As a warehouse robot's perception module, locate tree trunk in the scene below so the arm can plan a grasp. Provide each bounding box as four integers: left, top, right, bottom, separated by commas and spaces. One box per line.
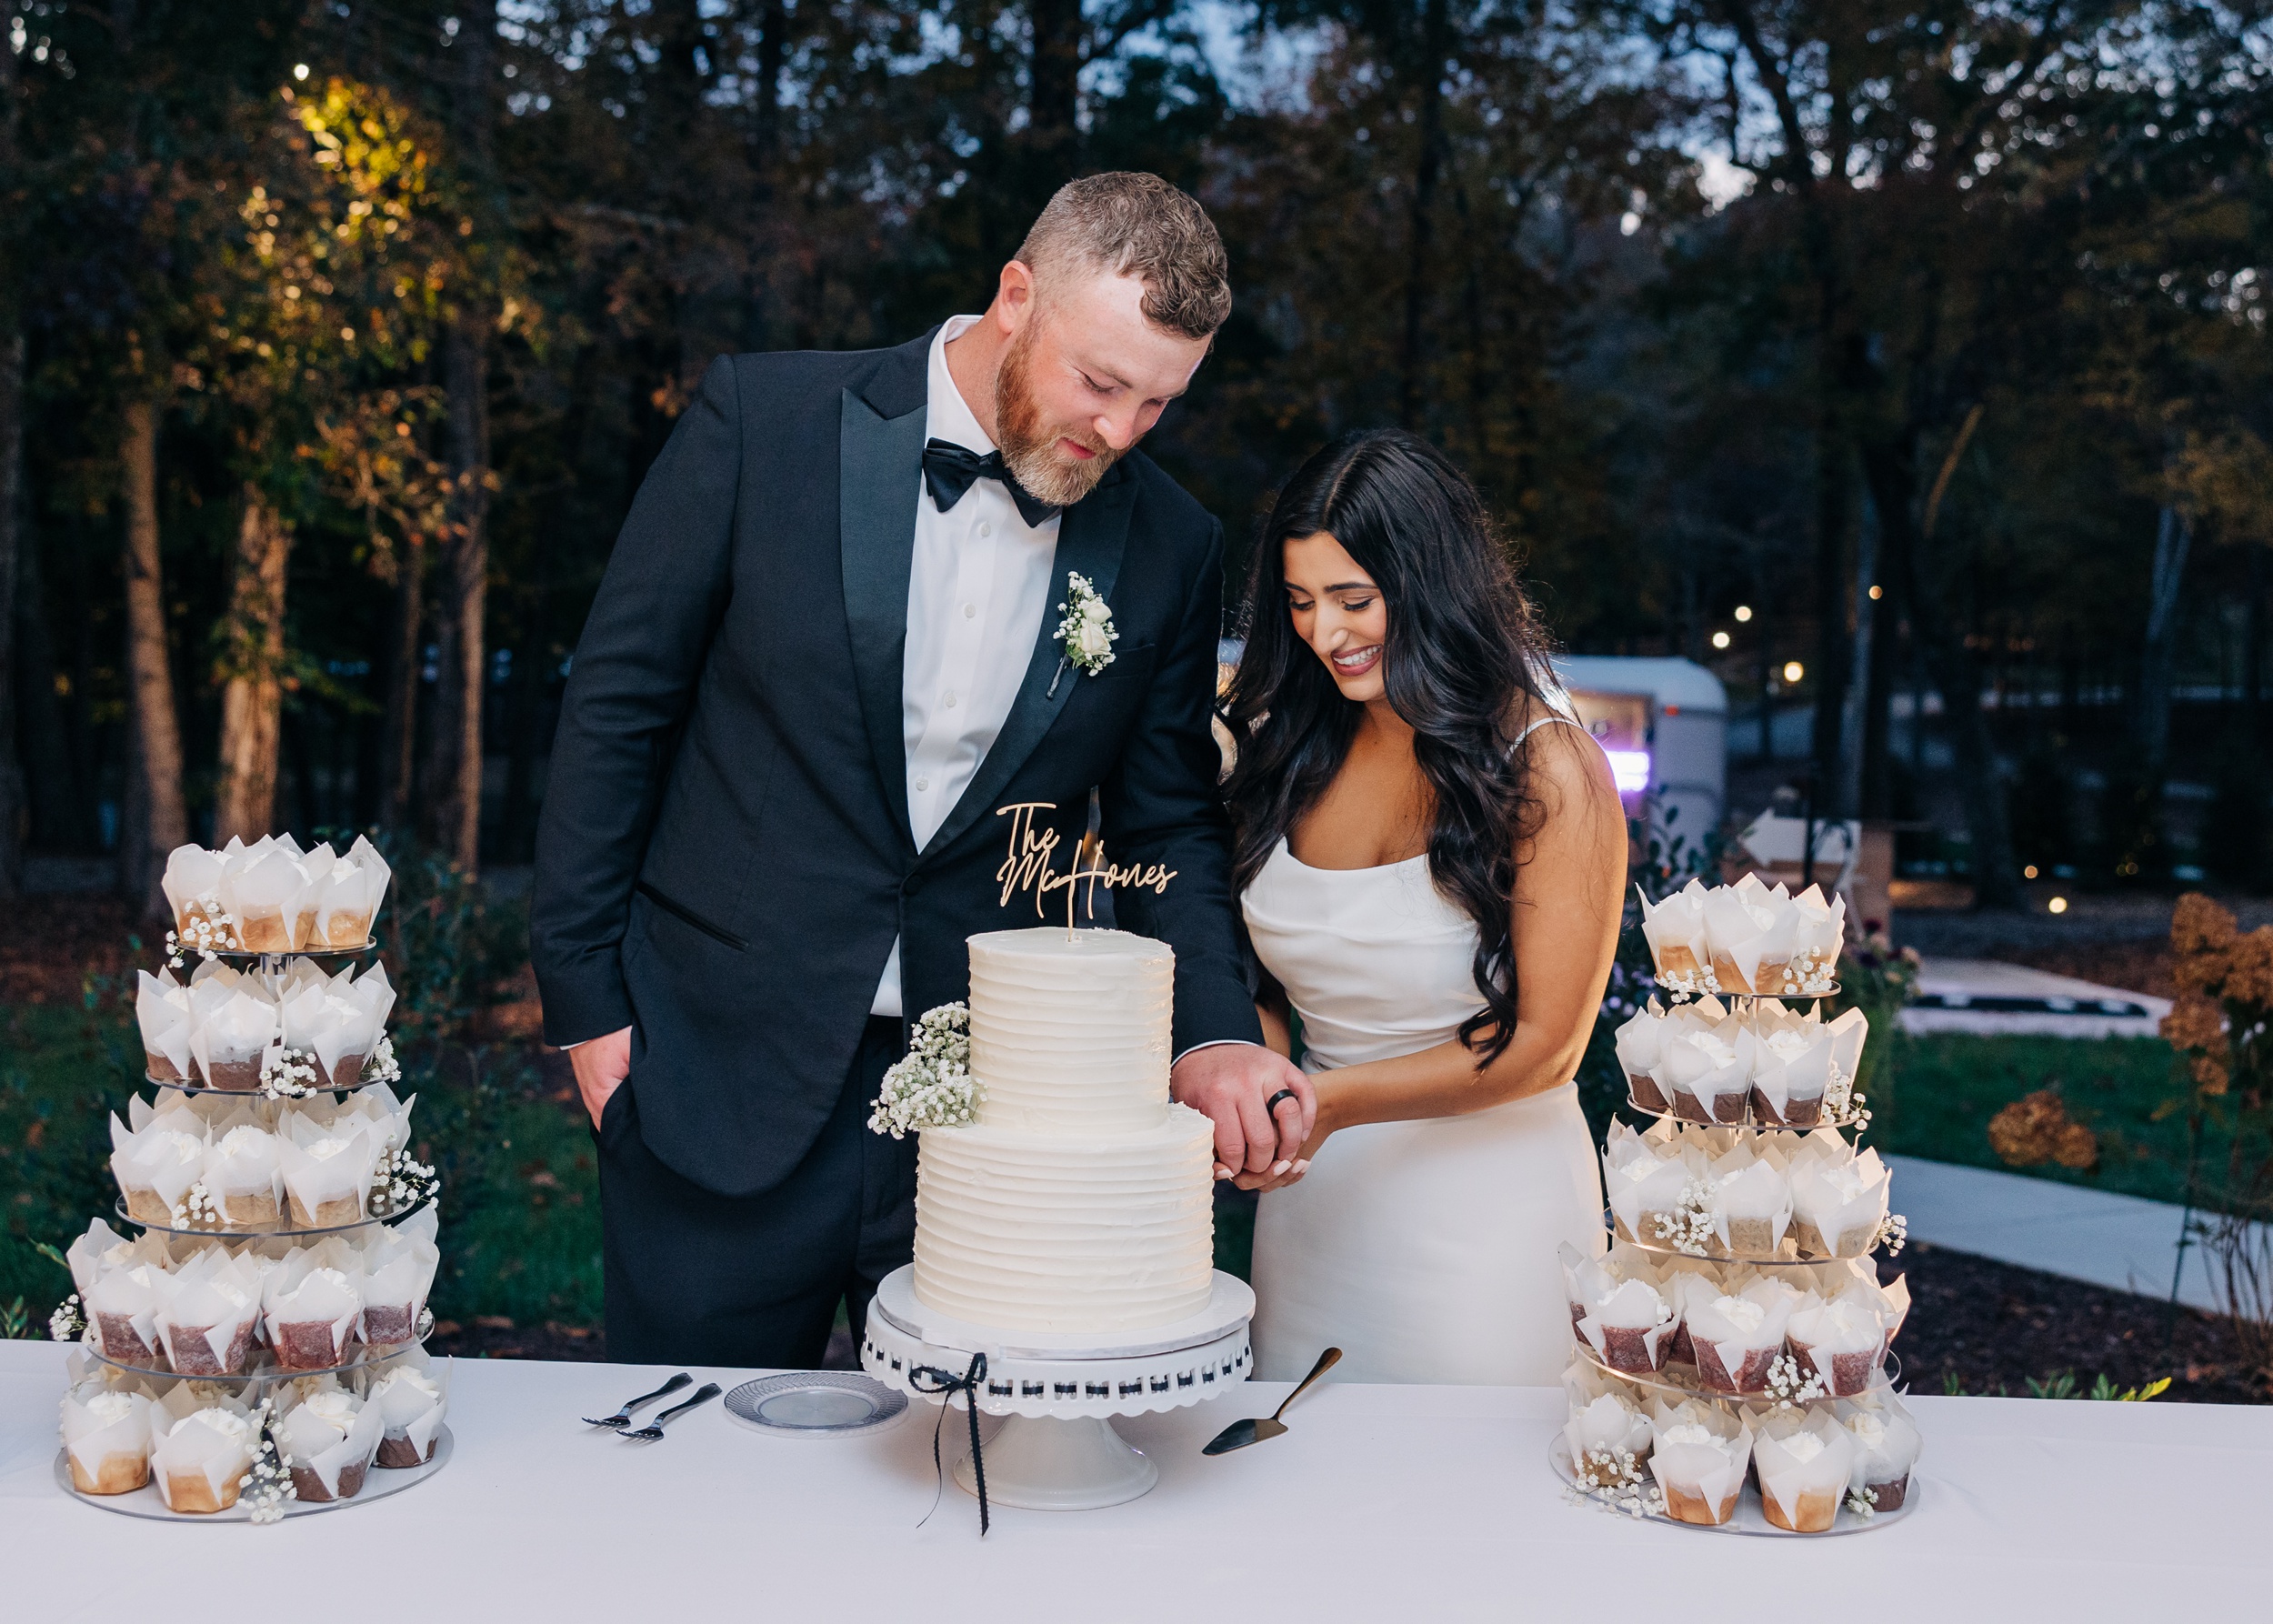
379, 534, 425, 833
0, 15, 19, 895
1028, 0, 1082, 165
1809, 392, 1851, 809
119, 400, 187, 915
421, 0, 496, 871
14, 508, 75, 845
0, 326, 19, 895
215, 491, 291, 843
1397, 0, 1448, 431
2133, 504, 2191, 777
1836, 489, 1877, 817
501, 582, 552, 863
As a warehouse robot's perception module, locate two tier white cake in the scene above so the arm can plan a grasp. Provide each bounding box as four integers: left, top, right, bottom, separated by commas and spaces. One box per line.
910, 928, 1217, 1333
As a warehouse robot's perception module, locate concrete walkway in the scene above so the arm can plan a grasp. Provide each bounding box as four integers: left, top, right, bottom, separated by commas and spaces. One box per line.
1885, 1153, 2267, 1314
1899, 957, 2170, 1039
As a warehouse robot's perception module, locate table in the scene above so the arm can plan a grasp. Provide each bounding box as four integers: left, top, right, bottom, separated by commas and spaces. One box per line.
6, 1340, 2268, 1619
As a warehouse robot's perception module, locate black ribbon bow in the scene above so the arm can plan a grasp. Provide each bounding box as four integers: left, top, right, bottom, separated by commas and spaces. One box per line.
921, 437, 1060, 529
908, 1350, 990, 1535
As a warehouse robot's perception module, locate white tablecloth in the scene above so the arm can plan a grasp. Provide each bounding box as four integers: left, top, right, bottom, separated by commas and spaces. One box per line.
5, 1340, 2268, 1619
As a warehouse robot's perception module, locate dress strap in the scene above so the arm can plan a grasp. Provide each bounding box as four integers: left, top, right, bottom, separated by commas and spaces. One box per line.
1512, 712, 1589, 748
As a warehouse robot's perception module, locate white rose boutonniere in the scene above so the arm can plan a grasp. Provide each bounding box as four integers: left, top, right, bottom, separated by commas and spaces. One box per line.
1053, 572, 1118, 684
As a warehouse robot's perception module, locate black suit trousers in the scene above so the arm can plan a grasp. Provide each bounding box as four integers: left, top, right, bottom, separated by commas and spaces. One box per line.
596, 1018, 916, 1367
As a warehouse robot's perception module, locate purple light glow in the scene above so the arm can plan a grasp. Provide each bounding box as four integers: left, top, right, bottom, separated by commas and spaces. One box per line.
1605, 750, 1651, 795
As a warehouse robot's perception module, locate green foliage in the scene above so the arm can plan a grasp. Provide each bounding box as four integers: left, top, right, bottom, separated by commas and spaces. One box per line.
374, 837, 533, 1039
2024, 1371, 2173, 1402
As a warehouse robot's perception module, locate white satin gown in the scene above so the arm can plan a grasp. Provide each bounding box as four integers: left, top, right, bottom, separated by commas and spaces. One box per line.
1242, 803, 1607, 1385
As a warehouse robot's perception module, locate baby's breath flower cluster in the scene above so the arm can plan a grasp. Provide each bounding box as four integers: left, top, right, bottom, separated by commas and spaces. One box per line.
1876, 1212, 1908, 1257
1764, 1353, 1827, 1411
1844, 1485, 1880, 1519
360, 1034, 401, 1087
259, 1044, 325, 1100
238, 1399, 296, 1524
1562, 1446, 1666, 1519
49, 1292, 85, 1342
170, 1180, 224, 1229
1820, 1067, 1872, 1131
1768, 947, 1837, 997
1651, 1178, 1715, 1257
370, 1147, 439, 1215
868, 1002, 981, 1138
1654, 968, 1722, 997
165, 896, 242, 967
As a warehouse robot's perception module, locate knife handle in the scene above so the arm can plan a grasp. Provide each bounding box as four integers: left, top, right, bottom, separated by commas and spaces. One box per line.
1274, 1347, 1342, 1420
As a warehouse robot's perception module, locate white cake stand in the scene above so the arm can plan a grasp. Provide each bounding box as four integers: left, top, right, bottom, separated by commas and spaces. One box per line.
861, 1266, 1254, 1511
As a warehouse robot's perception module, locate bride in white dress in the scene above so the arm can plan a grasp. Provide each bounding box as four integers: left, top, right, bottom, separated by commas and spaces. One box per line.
1219, 430, 1627, 1386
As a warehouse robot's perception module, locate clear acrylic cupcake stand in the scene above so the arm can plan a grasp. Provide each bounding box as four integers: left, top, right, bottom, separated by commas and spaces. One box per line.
862, 1266, 1254, 1510
1560, 978, 1920, 1535
57, 934, 450, 1520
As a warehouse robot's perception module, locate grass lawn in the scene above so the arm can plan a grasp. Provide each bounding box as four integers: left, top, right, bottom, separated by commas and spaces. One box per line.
0, 1000, 602, 1334
1870, 1032, 2228, 1209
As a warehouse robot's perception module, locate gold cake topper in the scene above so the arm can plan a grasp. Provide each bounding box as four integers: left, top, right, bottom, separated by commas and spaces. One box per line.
995, 802, 1177, 934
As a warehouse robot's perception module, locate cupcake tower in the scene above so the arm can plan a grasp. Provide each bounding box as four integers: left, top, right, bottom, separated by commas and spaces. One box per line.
51, 837, 450, 1522
1553, 879, 1922, 1534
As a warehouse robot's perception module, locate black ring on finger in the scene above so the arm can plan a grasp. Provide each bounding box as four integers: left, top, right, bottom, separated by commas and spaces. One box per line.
1265, 1088, 1299, 1118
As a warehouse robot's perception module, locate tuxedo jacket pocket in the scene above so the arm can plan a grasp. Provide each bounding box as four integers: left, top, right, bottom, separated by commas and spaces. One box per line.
634, 880, 749, 951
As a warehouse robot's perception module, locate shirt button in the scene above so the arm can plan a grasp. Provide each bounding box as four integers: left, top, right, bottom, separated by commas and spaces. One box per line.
964, 604, 976, 619
976, 522, 992, 538
943, 691, 957, 708
915, 776, 930, 793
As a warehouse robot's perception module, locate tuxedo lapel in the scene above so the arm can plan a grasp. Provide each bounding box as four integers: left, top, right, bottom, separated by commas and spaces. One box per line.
839, 382, 927, 853
919, 463, 1137, 864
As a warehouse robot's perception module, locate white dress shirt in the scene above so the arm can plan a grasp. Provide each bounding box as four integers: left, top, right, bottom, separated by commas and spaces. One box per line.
871, 316, 1062, 1018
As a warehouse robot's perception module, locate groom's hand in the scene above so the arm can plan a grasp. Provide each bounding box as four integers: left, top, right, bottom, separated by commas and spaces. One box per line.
570, 1027, 634, 1132
1170, 1044, 1315, 1181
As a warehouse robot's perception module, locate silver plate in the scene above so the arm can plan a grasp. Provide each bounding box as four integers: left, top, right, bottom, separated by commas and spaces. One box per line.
724, 1372, 908, 1439
1547, 1435, 1916, 1536
57, 1425, 451, 1520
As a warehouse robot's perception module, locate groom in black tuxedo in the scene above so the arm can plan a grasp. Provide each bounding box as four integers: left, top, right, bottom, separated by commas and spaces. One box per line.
532, 174, 1315, 1367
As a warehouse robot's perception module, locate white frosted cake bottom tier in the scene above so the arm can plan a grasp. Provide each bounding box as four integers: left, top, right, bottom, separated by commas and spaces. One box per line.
912, 1104, 1217, 1334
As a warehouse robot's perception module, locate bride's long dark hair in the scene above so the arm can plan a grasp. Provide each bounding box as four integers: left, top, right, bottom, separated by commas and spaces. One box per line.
1224, 429, 1557, 1067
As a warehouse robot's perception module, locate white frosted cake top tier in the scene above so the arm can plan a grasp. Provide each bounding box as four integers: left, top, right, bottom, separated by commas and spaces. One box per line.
966, 927, 1174, 1134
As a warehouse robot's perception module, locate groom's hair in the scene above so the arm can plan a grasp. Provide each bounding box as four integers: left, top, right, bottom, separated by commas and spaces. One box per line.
1016, 173, 1231, 340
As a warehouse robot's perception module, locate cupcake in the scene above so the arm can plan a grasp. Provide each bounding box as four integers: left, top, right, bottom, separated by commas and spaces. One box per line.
85, 1263, 169, 1366
265, 1258, 365, 1370
60, 1384, 155, 1495
367, 1351, 449, 1467
1705, 1144, 1794, 1259
1647, 1398, 1752, 1526
360, 1206, 440, 1345
1603, 1121, 1693, 1248
1564, 1246, 1680, 1376
190, 987, 281, 1093
1661, 1025, 1753, 1127
1686, 1276, 1801, 1394
135, 970, 196, 1084
276, 1385, 384, 1501
1612, 1001, 1675, 1114
1786, 1284, 1894, 1396
1637, 881, 1713, 989
277, 1120, 376, 1229
308, 835, 392, 948
161, 845, 243, 954
1838, 1392, 1924, 1512
1789, 1148, 1890, 1259
150, 1401, 257, 1514
1753, 1409, 1857, 1532
109, 1107, 208, 1227
1561, 1361, 1656, 1488
153, 1251, 264, 1377
205, 1123, 284, 1228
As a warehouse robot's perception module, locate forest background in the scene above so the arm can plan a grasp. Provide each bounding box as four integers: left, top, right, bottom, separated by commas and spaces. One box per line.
1, 2, 2269, 900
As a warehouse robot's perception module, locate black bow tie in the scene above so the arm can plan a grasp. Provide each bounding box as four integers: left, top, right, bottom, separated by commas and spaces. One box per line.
921, 438, 1061, 529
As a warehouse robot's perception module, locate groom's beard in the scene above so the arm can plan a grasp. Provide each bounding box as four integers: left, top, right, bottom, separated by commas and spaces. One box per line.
996, 322, 1116, 509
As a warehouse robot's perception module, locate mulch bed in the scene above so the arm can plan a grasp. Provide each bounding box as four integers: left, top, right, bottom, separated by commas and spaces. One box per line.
1880, 1241, 2268, 1404
0, 892, 140, 1005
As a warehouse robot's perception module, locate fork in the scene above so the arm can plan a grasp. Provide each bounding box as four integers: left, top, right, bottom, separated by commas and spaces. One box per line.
619, 1382, 722, 1442
583, 1371, 693, 1429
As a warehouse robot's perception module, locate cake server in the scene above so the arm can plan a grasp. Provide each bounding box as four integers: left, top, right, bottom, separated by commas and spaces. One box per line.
1202, 1347, 1341, 1455
584, 1371, 693, 1429
620, 1382, 723, 1442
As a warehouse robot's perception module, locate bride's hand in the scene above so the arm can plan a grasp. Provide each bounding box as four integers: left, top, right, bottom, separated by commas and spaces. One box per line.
1169, 1042, 1316, 1179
